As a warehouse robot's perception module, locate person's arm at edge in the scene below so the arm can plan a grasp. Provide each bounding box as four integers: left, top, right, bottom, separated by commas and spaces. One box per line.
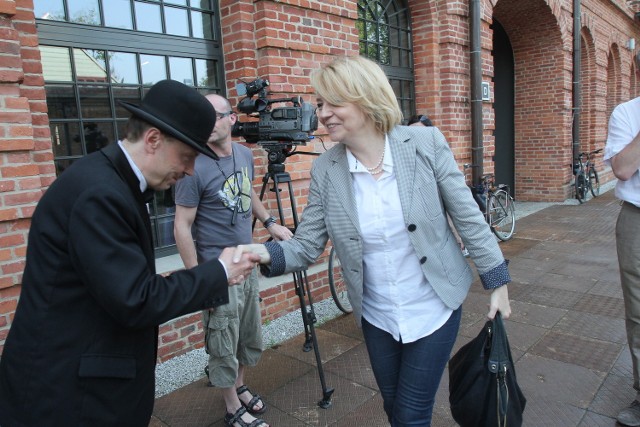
611, 129, 640, 181
250, 189, 293, 241
174, 204, 199, 269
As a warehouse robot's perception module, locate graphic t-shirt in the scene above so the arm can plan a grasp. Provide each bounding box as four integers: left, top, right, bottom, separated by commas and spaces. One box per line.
174, 144, 254, 261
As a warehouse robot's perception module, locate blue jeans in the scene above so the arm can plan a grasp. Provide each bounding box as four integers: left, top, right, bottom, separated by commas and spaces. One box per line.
362, 308, 461, 426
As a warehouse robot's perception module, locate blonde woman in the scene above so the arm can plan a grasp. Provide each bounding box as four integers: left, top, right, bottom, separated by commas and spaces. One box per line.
239, 56, 512, 426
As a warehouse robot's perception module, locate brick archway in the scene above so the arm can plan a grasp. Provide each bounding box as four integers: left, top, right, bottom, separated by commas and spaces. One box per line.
493, 0, 569, 201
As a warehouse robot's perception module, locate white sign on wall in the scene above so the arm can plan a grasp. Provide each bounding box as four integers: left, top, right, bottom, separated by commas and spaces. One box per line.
481, 82, 491, 102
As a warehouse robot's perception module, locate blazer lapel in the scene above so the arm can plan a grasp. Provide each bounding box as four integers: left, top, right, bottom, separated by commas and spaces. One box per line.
389, 127, 416, 223
326, 145, 361, 234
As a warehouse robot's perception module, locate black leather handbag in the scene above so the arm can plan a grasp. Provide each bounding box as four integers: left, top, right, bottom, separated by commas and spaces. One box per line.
448, 312, 526, 427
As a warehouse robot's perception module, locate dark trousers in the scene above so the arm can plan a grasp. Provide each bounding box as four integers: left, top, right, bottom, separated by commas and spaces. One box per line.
617, 201, 640, 397
362, 308, 461, 426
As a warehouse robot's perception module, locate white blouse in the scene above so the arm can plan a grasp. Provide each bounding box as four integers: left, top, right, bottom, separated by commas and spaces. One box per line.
346, 137, 452, 343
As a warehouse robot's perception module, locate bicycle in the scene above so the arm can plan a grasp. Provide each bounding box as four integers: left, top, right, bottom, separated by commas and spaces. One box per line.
327, 245, 352, 314
463, 164, 516, 241
572, 148, 602, 203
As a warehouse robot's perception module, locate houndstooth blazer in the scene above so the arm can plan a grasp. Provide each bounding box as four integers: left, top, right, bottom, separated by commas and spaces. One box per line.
268, 125, 510, 326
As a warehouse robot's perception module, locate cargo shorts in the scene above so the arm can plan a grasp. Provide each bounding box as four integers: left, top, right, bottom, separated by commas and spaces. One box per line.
203, 267, 263, 388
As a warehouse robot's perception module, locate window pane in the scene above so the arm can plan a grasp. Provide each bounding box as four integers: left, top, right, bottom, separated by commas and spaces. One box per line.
116, 120, 128, 142
135, 1, 162, 33
51, 122, 82, 157
153, 212, 177, 247
154, 191, 175, 214
140, 54, 166, 84
164, 0, 187, 5
79, 85, 111, 119
67, 0, 100, 25
191, 10, 214, 40
82, 122, 113, 153
73, 48, 107, 82
195, 58, 217, 87
114, 86, 142, 118
104, 0, 133, 29
109, 52, 139, 84
165, 6, 189, 36
153, 210, 176, 246
40, 46, 72, 81
194, 0, 214, 11
169, 57, 194, 85
55, 158, 79, 175
45, 85, 77, 119
34, 0, 65, 20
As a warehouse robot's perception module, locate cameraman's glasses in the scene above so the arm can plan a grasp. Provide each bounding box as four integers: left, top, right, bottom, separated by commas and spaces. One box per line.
216, 111, 234, 120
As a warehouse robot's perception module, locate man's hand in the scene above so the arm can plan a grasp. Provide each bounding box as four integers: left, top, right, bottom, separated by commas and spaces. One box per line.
233, 244, 271, 264
267, 223, 293, 241
219, 247, 260, 285
488, 285, 511, 319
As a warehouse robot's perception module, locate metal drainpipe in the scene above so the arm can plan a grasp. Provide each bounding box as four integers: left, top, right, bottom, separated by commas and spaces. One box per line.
470, 0, 483, 186
573, 0, 581, 162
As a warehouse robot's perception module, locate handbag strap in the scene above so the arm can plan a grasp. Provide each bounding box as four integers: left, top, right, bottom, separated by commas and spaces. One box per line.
488, 312, 511, 373
488, 312, 513, 426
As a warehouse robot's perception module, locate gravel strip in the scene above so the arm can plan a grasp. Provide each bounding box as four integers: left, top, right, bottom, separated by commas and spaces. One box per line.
155, 298, 342, 397
155, 180, 617, 397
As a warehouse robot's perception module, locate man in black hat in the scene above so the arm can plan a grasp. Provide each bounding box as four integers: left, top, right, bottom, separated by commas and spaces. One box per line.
0, 79, 261, 427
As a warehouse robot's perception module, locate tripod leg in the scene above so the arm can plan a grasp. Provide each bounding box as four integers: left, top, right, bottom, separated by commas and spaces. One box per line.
293, 270, 335, 408
260, 167, 334, 408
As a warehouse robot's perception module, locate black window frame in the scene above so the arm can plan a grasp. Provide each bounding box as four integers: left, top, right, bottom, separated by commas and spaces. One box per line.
357, 0, 415, 121
36, 1, 225, 258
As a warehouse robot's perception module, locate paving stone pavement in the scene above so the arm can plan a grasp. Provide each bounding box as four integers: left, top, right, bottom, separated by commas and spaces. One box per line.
151, 189, 630, 426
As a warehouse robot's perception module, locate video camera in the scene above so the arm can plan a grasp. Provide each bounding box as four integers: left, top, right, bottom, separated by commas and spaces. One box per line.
231, 78, 318, 148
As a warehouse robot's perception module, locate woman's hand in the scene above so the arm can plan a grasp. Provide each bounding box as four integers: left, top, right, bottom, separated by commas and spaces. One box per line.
488, 285, 511, 319
233, 243, 271, 264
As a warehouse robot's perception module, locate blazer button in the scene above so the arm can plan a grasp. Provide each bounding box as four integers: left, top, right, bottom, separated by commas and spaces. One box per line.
420, 256, 427, 264
407, 224, 417, 232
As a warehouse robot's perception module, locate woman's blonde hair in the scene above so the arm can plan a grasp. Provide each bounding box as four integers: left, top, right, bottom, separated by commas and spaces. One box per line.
310, 56, 403, 135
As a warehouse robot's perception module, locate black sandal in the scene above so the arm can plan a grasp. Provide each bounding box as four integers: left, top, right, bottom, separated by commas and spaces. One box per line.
224, 406, 268, 427
236, 384, 267, 415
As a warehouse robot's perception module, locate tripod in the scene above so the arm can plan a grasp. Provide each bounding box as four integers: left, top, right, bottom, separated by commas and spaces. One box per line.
255, 144, 334, 408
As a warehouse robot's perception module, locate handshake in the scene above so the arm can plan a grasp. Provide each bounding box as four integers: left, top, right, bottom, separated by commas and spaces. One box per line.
219, 244, 271, 286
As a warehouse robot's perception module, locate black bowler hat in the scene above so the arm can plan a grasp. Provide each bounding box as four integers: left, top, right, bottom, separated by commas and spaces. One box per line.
119, 80, 218, 160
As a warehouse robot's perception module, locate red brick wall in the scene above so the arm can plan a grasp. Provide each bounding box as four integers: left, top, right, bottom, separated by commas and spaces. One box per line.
1, 0, 640, 362
0, 0, 54, 352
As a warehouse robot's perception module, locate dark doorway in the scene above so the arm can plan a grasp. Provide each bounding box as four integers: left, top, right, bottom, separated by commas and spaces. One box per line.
492, 19, 515, 196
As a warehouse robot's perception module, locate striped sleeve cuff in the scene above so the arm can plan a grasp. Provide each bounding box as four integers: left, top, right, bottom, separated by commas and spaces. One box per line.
479, 260, 511, 290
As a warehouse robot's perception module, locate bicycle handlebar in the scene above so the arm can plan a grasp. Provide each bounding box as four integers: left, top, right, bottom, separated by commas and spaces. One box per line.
576, 148, 603, 159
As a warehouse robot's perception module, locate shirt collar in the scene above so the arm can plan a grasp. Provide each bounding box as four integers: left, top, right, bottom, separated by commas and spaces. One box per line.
118, 140, 148, 193
346, 135, 393, 174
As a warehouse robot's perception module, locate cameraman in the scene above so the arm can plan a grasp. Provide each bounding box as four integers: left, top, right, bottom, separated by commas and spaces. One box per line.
174, 94, 291, 427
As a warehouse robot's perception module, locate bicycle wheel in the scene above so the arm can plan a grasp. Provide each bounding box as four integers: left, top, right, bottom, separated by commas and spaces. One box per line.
589, 168, 600, 197
488, 190, 515, 241
574, 172, 587, 203
328, 246, 352, 314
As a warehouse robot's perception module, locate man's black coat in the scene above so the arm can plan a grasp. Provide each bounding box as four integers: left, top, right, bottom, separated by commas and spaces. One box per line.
0, 143, 229, 426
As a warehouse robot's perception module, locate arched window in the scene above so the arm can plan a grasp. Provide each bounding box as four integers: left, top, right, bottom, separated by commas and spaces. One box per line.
357, 0, 414, 119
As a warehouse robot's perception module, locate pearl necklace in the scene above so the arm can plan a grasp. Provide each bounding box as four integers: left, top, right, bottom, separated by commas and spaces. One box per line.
362, 141, 387, 175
